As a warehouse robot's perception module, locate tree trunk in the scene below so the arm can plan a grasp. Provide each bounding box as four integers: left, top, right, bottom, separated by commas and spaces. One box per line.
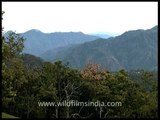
55, 107, 58, 118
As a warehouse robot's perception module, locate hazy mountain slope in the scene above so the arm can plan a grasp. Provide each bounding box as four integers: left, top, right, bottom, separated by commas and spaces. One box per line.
50, 26, 157, 71
107, 27, 157, 70
39, 44, 79, 61
18, 29, 99, 56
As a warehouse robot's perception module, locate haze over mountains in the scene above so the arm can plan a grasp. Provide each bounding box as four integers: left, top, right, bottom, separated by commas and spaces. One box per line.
5, 25, 157, 71
88, 32, 119, 38
19, 30, 100, 56
41, 26, 157, 71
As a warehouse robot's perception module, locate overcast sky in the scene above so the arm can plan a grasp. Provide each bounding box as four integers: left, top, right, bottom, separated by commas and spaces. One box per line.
2, 2, 158, 35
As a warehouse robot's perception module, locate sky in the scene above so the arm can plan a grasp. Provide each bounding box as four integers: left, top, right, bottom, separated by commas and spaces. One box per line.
2, 2, 158, 35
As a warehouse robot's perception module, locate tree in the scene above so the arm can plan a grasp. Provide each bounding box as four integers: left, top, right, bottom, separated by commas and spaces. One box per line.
2, 32, 26, 111
2, 12, 26, 115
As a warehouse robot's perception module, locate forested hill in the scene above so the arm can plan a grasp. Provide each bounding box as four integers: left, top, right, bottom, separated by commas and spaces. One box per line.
20, 30, 99, 56
50, 25, 157, 71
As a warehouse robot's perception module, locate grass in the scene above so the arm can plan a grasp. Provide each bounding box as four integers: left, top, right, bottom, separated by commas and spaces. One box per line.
2, 112, 19, 118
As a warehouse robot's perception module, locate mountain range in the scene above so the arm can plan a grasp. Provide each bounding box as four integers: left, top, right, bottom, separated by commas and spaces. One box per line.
46, 26, 158, 71
18, 29, 100, 56
5, 25, 157, 71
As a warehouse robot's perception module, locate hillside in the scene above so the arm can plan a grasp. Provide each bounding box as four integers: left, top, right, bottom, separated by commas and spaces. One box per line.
18, 30, 99, 56
49, 26, 157, 71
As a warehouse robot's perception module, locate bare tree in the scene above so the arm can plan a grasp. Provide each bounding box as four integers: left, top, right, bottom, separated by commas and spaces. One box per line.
64, 82, 79, 118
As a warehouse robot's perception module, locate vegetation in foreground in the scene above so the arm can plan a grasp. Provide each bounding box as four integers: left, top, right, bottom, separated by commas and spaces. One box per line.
2, 112, 18, 118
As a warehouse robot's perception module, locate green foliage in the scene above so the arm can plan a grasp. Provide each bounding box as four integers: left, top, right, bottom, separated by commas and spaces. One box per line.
2, 32, 24, 61
2, 31, 26, 109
